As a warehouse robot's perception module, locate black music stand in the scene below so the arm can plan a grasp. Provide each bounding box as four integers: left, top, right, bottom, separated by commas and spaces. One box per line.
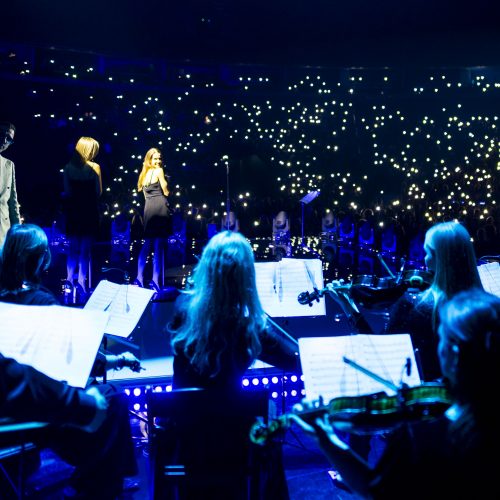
299, 190, 321, 255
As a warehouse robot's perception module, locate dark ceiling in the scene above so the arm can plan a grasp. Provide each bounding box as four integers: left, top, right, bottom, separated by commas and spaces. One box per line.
3, 0, 500, 67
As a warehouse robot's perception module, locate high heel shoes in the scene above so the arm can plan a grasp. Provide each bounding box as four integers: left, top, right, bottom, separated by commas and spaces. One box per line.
74, 283, 90, 304
61, 279, 74, 295
132, 279, 143, 288
149, 280, 161, 292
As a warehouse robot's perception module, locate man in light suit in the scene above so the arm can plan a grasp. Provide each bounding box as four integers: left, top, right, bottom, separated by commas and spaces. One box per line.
0, 121, 21, 245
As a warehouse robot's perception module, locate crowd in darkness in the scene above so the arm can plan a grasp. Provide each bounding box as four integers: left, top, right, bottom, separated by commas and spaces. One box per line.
0, 45, 498, 260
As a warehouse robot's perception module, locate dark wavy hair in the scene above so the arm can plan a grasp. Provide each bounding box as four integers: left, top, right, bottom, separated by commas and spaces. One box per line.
0, 224, 51, 293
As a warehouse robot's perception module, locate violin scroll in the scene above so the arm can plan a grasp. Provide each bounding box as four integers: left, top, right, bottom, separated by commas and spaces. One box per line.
297, 288, 323, 306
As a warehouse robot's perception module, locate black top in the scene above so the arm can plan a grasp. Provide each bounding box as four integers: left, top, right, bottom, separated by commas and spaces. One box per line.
0, 285, 60, 306
63, 161, 100, 238
0, 353, 96, 426
169, 293, 301, 390
385, 290, 441, 382
369, 415, 498, 499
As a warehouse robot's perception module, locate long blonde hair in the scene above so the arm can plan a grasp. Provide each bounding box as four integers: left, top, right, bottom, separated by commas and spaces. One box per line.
420, 221, 483, 329
137, 147, 161, 191
74, 136, 99, 163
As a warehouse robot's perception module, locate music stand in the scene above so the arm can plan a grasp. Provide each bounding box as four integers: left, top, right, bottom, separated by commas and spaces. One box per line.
300, 190, 320, 248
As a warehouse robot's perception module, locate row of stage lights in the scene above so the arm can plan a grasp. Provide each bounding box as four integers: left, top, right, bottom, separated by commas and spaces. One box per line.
123, 373, 305, 412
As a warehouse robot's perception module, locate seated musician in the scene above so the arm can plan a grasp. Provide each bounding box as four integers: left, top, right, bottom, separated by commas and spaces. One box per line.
384, 221, 483, 382
0, 223, 139, 497
168, 231, 301, 498
0, 223, 141, 379
0, 353, 137, 498
295, 288, 500, 499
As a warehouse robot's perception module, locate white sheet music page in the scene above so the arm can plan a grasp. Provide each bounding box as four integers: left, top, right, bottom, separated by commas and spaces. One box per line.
0, 303, 108, 388
84, 280, 154, 338
477, 262, 500, 297
255, 258, 326, 317
298, 334, 421, 402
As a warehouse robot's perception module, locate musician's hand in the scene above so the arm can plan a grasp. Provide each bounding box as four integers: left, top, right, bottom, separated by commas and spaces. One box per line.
119, 352, 143, 372
79, 386, 109, 433
293, 412, 348, 455
105, 352, 143, 372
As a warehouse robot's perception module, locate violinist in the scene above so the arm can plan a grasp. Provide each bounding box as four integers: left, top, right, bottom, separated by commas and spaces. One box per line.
295, 288, 500, 499
0, 223, 140, 496
167, 231, 301, 499
384, 221, 483, 382
0, 223, 142, 380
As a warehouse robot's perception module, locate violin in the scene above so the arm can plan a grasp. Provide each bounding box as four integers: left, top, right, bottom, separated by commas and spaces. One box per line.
298, 282, 376, 334
401, 269, 433, 290
250, 382, 452, 445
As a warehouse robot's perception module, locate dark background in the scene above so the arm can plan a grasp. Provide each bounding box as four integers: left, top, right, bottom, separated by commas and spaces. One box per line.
2, 0, 500, 67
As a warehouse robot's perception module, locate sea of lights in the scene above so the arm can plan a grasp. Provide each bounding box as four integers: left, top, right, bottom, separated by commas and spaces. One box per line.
1, 44, 498, 242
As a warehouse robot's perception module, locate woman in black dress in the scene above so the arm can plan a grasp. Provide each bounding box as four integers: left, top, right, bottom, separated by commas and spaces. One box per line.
134, 147, 170, 290
62, 136, 102, 296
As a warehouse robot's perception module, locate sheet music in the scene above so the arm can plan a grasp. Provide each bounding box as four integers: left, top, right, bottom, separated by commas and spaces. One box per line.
84, 280, 155, 338
298, 334, 421, 402
478, 262, 500, 297
255, 258, 326, 317
0, 303, 108, 388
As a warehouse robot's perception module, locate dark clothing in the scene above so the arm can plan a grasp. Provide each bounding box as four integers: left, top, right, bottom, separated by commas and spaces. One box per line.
370, 415, 497, 499
63, 161, 100, 238
385, 290, 441, 382
169, 293, 301, 390
167, 293, 299, 499
0, 353, 96, 426
0, 285, 59, 306
43, 383, 137, 497
142, 181, 171, 238
0, 354, 137, 497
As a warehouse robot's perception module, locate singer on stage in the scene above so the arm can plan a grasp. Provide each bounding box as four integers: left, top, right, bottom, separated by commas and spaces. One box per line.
134, 147, 171, 291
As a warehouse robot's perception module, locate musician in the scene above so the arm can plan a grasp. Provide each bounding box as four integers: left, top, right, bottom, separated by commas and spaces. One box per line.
168, 230, 301, 498
0, 353, 137, 498
295, 288, 500, 499
169, 230, 300, 389
0, 223, 141, 378
384, 221, 483, 381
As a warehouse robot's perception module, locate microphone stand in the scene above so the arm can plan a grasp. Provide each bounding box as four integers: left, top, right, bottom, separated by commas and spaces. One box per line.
224, 155, 231, 230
